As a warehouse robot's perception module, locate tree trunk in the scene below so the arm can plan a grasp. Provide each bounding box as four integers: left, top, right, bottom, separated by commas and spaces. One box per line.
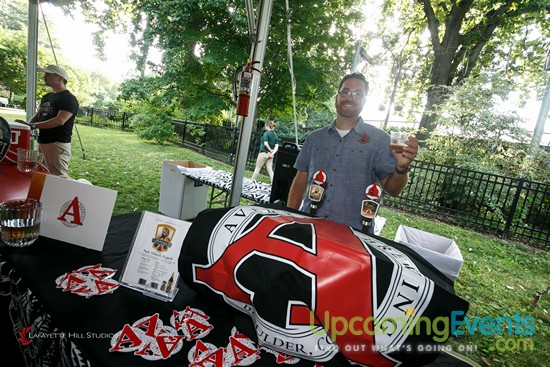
416, 0, 471, 137
416, 0, 520, 137
417, 36, 459, 138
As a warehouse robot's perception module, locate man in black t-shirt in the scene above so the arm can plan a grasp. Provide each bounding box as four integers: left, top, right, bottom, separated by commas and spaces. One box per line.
17, 65, 79, 177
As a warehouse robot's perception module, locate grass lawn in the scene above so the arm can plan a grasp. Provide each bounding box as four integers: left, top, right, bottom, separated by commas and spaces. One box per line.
1, 107, 27, 122
2, 111, 548, 367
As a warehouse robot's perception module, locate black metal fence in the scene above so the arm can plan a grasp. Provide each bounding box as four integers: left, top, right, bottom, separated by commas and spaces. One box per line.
386, 161, 549, 248
170, 119, 548, 249
172, 119, 243, 166
172, 119, 295, 171
76, 107, 132, 131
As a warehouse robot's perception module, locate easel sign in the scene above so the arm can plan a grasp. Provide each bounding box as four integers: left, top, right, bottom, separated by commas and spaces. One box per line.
119, 211, 192, 302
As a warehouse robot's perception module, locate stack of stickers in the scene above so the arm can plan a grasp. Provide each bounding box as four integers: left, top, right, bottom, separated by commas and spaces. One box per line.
55, 264, 119, 298
110, 307, 302, 365
110, 313, 185, 360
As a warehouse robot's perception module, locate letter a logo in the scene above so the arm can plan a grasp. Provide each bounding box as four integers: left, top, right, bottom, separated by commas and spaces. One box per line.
58, 196, 85, 227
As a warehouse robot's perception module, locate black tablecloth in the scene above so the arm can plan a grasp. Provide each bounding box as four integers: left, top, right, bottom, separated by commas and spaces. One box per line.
0, 212, 476, 367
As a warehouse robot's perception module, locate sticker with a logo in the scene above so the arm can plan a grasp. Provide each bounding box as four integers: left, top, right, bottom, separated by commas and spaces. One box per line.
188, 340, 228, 367
365, 184, 381, 199
357, 133, 369, 143
55, 264, 119, 298
312, 170, 327, 185
261, 347, 300, 364
110, 313, 184, 360
226, 327, 261, 366
170, 306, 213, 341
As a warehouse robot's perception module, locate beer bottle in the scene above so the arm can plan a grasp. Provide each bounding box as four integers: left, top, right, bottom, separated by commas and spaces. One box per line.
166, 272, 175, 293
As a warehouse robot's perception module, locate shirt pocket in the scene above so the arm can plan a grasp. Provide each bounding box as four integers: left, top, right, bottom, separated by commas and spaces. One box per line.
341, 143, 379, 183
309, 142, 335, 175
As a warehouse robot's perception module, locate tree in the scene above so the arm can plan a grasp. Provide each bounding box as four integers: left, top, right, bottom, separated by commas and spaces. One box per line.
421, 73, 550, 181
0, 27, 57, 100
68, 69, 120, 108
77, 0, 364, 122
378, 0, 550, 136
0, 0, 28, 31
0, 0, 124, 110
0, 30, 28, 97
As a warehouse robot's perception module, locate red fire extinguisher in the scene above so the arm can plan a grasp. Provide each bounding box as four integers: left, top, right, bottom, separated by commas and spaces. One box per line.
236, 60, 261, 117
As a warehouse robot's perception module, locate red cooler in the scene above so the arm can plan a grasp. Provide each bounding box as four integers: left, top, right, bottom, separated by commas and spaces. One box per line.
1, 121, 31, 164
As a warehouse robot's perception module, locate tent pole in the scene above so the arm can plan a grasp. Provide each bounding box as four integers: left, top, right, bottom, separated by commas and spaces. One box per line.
26, 0, 39, 147
229, 0, 274, 207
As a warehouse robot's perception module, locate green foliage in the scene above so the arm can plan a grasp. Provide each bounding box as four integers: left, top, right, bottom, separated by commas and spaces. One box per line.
130, 104, 178, 144
273, 102, 337, 143
79, 0, 363, 122
0, 0, 28, 31
0, 28, 54, 99
271, 120, 301, 145
521, 149, 550, 183
0, 29, 28, 95
421, 74, 541, 180
0, 0, 121, 108
377, 0, 549, 133
180, 92, 229, 125
118, 76, 167, 104
68, 69, 120, 108
303, 103, 337, 130
397, 73, 549, 239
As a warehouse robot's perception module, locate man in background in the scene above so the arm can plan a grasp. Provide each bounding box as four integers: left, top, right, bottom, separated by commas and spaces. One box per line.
287, 72, 418, 232
17, 65, 79, 178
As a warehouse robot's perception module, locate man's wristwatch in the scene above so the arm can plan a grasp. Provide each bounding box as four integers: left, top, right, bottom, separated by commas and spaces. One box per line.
30, 123, 37, 130
395, 165, 410, 174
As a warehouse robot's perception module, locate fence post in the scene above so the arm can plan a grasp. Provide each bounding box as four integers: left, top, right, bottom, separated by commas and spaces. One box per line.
182, 121, 187, 146
503, 178, 525, 240
90, 108, 94, 126
122, 112, 127, 130
202, 124, 208, 154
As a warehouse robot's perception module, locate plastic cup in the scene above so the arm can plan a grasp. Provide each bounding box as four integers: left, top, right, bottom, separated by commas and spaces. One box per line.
0, 198, 42, 247
17, 148, 43, 173
390, 131, 409, 152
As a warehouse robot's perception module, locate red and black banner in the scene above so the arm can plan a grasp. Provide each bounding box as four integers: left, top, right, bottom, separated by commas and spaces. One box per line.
180, 206, 469, 367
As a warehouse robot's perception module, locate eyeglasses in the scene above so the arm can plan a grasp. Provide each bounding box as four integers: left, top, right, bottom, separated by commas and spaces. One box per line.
338, 90, 365, 99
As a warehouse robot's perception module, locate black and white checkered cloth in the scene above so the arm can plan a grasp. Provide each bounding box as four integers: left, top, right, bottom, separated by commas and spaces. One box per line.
179, 167, 272, 204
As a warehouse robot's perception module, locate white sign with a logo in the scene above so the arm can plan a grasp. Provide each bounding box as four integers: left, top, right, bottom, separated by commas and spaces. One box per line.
33, 174, 117, 251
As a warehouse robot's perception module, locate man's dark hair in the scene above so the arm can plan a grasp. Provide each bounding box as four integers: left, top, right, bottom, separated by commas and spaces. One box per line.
338, 72, 369, 94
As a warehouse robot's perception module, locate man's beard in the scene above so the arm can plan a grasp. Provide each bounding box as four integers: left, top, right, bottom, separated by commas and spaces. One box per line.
336, 100, 362, 118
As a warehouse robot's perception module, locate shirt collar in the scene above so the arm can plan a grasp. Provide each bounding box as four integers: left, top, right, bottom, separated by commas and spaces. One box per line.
329, 117, 366, 135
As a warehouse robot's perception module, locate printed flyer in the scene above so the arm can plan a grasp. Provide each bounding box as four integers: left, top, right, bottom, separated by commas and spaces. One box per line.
119, 211, 191, 301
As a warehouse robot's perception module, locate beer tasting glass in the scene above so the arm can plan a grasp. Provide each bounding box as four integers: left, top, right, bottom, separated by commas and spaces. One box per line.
0, 198, 42, 247
390, 131, 409, 152
17, 148, 43, 173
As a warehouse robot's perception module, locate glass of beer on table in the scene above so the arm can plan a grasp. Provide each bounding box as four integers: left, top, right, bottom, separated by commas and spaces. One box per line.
0, 198, 42, 247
